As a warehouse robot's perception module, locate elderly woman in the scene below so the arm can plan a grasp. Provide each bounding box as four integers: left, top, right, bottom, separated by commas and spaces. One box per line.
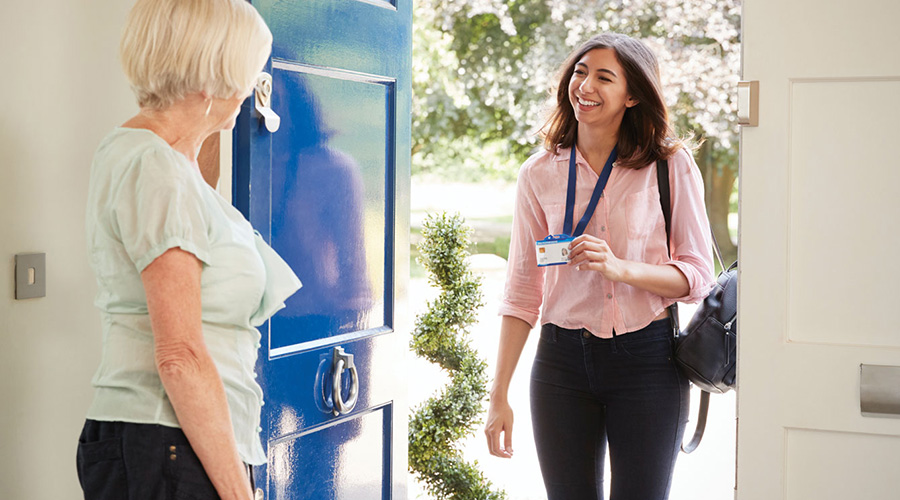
76, 1, 300, 499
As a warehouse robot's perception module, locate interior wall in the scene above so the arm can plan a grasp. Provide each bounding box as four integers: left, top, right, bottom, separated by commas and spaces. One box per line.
0, 1, 137, 498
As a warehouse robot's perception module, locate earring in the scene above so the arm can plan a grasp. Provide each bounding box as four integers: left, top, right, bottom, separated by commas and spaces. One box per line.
205, 99, 212, 117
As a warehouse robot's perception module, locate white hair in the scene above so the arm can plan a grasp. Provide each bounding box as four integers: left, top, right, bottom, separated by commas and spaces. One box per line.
120, 0, 273, 109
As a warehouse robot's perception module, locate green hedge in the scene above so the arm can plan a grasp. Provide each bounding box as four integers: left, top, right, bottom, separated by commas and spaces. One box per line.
408, 212, 507, 500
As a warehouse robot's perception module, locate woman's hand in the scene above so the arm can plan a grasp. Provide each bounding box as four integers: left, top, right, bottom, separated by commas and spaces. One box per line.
567, 234, 692, 298
486, 316, 532, 459
567, 234, 628, 282
485, 396, 515, 458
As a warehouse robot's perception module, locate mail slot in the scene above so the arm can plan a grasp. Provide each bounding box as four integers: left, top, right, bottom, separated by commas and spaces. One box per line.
860, 364, 900, 418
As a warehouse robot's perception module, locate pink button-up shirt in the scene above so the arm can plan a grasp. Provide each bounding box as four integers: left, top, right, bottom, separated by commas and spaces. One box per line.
499, 146, 715, 338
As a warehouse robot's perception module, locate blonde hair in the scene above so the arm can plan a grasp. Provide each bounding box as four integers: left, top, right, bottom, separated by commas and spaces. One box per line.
120, 0, 272, 109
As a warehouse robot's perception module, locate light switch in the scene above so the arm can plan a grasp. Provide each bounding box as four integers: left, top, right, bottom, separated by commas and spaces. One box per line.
15, 253, 46, 299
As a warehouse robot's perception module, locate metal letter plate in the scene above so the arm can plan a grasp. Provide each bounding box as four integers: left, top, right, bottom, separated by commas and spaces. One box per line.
860, 364, 900, 418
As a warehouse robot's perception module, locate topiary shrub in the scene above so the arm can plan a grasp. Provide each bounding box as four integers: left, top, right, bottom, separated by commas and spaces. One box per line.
408, 212, 507, 500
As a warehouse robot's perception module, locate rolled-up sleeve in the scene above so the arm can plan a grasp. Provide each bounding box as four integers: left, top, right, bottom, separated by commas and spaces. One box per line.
498, 158, 548, 326
665, 149, 716, 303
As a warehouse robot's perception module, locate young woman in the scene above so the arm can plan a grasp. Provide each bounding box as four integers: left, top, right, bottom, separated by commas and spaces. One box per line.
484, 33, 715, 500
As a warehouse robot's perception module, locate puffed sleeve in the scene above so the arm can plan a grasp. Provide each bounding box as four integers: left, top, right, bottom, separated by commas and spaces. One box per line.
113, 146, 212, 273
665, 148, 716, 303
498, 155, 548, 327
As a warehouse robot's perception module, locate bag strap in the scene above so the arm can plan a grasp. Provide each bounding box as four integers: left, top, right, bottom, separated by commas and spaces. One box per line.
655, 159, 680, 334
681, 391, 710, 453
657, 158, 673, 243
657, 158, 727, 271
656, 157, 709, 454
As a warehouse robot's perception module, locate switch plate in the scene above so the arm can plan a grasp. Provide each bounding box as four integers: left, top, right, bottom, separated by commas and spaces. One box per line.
15, 253, 46, 299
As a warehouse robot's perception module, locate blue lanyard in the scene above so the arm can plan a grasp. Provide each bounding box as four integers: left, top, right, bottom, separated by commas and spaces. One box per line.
563, 144, 617, 237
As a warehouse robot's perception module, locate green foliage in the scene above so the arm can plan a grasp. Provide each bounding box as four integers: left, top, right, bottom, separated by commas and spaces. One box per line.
412, 136, 522, 182
409, 212, 506, 500
412, 0, 741, 177
412, 0, 742, 261
473, 234, 511, 261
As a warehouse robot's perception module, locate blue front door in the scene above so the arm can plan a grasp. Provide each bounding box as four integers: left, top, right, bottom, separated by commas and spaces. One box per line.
234, 1, 411, 498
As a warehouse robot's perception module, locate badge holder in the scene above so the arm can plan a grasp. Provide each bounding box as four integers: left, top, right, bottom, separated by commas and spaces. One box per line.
536, 234, 573, 267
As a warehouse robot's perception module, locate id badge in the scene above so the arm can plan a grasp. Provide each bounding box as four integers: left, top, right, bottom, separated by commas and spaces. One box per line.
535, 234, 573, 267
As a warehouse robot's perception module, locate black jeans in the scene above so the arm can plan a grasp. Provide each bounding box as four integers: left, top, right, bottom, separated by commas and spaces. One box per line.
530, 319, 689, 500
76, 420, 254, 500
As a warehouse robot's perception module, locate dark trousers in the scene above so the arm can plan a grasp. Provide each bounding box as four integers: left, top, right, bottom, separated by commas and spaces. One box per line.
530, 319, 689, 500
76, 420, 254, 500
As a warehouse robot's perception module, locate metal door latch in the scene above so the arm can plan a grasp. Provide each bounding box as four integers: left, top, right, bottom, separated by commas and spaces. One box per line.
254, 72, 281, 133
737, 80, 759, 127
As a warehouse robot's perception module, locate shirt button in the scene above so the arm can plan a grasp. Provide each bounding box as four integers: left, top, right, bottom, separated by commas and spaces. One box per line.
255, 341, 261, 348
253, 372, 258, 379
607, 293, 613, 299
256, 426, 263, 433
260, 400, 265, 407
601, 226, 606, 232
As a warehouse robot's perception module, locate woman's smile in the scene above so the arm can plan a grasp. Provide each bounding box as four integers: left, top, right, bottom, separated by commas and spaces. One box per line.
576, 95, 601, 111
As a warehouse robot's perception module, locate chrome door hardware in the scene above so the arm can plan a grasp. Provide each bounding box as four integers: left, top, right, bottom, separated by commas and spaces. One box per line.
254, 72, 281, 133
332, 347, 359, 416
860, 364, 900, 418
737, 80, 759, 127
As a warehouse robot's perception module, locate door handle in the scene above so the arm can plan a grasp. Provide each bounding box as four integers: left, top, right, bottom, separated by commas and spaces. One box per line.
254, 72, 281, 133
332, 347, 359, 416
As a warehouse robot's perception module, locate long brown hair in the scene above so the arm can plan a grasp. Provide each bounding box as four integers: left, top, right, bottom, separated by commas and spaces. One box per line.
541, 33, 684, 168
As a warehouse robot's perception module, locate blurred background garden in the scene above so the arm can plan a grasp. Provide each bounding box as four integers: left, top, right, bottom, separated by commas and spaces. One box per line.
408, 0, 742, 498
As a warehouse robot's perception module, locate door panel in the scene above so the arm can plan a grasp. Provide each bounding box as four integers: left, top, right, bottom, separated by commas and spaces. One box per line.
784, 429, 900, 499
234, 1, 410, 498
269, 62, 394, 353
269, 405, 393, 500
786, 79, 900, 348
739, 0, 900, 498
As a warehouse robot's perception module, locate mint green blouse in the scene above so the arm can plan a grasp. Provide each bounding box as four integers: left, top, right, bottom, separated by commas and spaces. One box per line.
84, 127, 301, 465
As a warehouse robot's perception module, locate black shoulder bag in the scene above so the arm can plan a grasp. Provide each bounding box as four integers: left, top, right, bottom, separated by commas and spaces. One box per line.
656, 158, 738, 454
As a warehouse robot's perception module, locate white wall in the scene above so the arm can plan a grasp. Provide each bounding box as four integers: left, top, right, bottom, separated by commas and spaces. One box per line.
0, 1, 136, 498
